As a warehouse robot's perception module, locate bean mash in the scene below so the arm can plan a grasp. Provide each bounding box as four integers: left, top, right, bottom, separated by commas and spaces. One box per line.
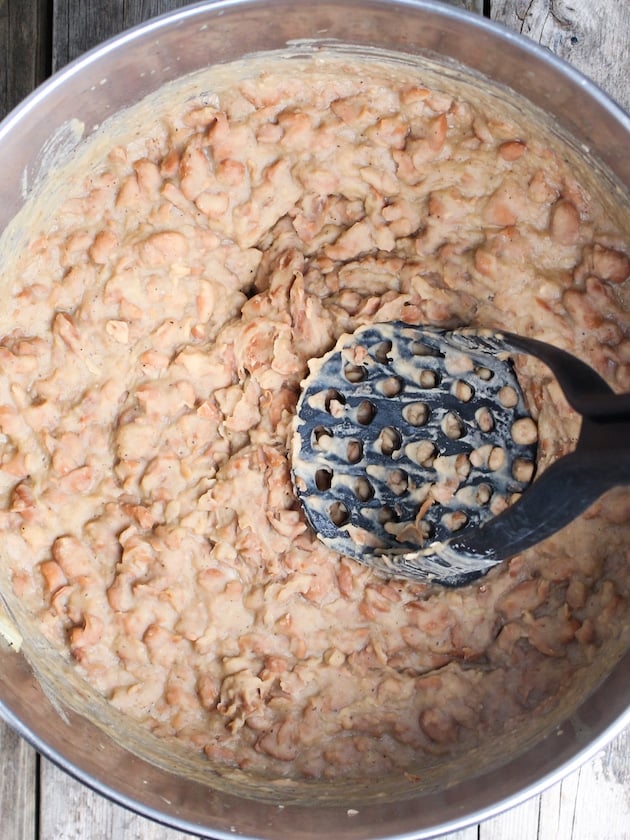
0, 55, 628, 781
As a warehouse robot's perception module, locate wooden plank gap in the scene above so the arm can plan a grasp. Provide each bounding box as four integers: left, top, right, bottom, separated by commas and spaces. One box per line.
35, 751, 43, 840
43, 0, 55, 75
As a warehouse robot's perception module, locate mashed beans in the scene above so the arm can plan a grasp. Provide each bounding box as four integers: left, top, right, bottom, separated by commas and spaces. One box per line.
0, 56, 628, 780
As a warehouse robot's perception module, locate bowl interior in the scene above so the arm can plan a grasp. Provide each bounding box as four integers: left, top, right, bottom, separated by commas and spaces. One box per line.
0, 2, 628, 838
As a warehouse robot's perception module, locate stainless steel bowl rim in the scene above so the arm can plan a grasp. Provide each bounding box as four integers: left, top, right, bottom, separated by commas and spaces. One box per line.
2, 0, 629, 153
0, 2, 628, 838
2, 690, 629, 840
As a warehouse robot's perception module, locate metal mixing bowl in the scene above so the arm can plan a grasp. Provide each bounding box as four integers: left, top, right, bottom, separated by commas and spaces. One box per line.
0, 2, 628, 838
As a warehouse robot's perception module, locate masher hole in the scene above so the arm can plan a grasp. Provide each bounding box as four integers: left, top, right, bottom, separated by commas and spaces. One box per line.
379, 376, 404, 397
378, 505, 400, 525
475, 406, 495, 432
411, 340, 441, 358
512, 457, 535, 483
476, 483, 492, 505
490, 494, 508, 515
411, 518, 435, 542
315, 468, 333, 491
379, 426, 402, 456
373, 340, 393, 364
454, 452, 471, 479
329, 501, 350, 527
324, 388, 346, 414
344, 364, 367, 383
355, 477, 374, 501
475, 366, 494, 381
498, 385, 518, 408
441, 411, 465, 440
511, 417, 538, 445
313, 426, 334, 450
356, 399, 376, 425
488, 446, 506, 471
407, 440, 437, 467
442, 510, 468, 532
403, 402, 429, 426
452, 379, 474, 402
387, 469, 408, 495
347, 439, 364, 463
417, 369, 440, 388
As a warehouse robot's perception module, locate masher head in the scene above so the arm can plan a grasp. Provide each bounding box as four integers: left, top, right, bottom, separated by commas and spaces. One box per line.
291, 323, 538, 585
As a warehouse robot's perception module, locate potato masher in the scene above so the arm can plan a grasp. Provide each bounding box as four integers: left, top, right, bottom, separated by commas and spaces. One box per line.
291, 323, 630, 587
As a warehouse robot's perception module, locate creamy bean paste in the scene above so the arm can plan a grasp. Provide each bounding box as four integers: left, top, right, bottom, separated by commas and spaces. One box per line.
0, 54, 629, 783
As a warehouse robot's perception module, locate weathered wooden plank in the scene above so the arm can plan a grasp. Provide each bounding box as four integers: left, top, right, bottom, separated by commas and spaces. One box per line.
38, 754, 478, 840
538, 728, 630, 840
472, 7, 630, 834
0, 718, 38, 840
120, 0, 235, 28
52, 0, 124, 71
0, 0, 50, 118
476, 3, 629, 839
36, 728, 630, 840
39, 757, 201, 840
479, 791, 541, 839
459, 728, 630, 840
51, 0, 193, 72
50, 0, 483, 73
490, 0, 630, 111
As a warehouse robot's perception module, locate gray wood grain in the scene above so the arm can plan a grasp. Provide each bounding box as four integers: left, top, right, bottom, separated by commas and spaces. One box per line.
0, 0, 50, 117
39, 756, 202, 840
51, 0, 193, 72
34, 728, 630, 840
0, 718, 37, 840
479, 728, 630, 840
49, 0, 482, 72
491, 0, 630, 112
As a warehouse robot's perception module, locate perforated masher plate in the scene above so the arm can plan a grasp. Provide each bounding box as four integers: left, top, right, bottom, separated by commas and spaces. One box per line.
291, 323, 538, 585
